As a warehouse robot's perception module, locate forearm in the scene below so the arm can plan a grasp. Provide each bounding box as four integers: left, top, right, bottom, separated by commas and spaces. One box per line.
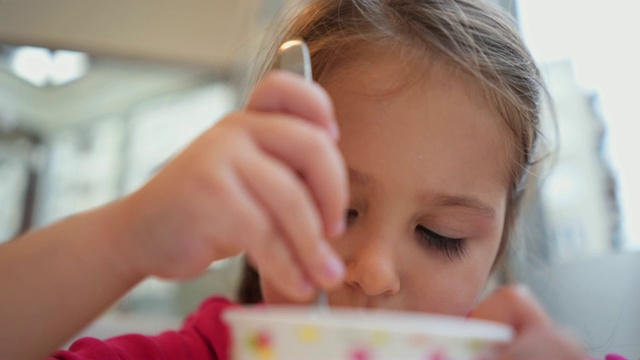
0, 200, 144, 360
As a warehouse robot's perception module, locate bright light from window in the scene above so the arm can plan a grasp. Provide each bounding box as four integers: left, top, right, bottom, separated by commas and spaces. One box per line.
519, 0, 640, 250
50, 50, 89, 86
9, 46, 89, 87
10, 46, 51, 87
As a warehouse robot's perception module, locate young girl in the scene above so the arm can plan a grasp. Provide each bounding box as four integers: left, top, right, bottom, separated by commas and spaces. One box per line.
0, 0, 610, 359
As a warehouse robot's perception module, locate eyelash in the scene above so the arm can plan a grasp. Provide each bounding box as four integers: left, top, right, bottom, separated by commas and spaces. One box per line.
416, 225, 467, 261
345, 209, 467, 261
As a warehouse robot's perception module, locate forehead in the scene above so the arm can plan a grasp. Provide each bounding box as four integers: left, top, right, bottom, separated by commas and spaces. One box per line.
320, 52, 513, 201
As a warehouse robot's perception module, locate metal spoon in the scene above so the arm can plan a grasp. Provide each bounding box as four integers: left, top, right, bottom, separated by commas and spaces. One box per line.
274, 39, 329, 310
275, 39, 312, 83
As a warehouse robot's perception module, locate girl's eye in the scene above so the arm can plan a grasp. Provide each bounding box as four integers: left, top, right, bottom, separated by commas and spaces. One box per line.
416, 225, 467, 261
345, 209, 358, 225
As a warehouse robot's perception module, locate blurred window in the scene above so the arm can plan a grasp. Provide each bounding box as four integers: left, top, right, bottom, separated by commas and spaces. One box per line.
518, 0, 640, 255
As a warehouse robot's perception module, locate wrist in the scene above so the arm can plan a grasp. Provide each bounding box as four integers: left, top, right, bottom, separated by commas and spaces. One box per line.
95, 198, 147, 284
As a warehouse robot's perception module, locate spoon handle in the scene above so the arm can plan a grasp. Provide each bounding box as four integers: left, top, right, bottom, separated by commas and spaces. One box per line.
274, 39, 329, 309
275, 39, 312, 82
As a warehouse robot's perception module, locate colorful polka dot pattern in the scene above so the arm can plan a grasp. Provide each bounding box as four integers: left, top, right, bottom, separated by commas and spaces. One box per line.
246, 329, 274, 360
297, 325, 321, 343
233, 325, 501, 360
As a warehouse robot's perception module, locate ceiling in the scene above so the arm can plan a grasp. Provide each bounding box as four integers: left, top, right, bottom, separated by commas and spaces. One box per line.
0, 0, 286, 69
0, 0, 510, 133
0, 0, 511, 67
0, 0, 294, 133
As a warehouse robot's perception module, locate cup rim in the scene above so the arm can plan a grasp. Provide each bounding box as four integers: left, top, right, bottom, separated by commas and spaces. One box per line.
223, 305, 513, 343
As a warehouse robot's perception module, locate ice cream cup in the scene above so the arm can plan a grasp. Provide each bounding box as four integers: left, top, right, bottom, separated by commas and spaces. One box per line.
223, 306, 513, 360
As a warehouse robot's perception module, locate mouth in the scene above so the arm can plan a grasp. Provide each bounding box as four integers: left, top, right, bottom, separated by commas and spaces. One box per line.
325, 290, 377, 309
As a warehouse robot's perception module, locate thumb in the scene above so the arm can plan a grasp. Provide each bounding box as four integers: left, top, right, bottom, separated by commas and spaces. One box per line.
246, 70, 339, 140
471, 284, 552, 334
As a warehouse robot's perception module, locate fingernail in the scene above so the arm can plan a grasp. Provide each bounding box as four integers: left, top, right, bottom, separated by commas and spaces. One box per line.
329, 122, 340, 141
330, 217, 346, 237
323, 255, 345, 282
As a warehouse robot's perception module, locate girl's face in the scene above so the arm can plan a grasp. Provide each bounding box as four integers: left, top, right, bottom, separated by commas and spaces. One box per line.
261, 53, 512, 316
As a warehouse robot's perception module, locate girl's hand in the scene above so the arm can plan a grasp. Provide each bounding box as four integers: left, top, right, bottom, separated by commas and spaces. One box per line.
112, 71, 348, 300
472, 285, 587, 360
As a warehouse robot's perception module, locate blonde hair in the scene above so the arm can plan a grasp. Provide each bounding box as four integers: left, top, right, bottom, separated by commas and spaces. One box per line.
239, 0, 543, 302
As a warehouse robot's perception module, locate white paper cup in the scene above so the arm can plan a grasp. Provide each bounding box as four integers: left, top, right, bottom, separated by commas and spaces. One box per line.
223, 306, 513, 360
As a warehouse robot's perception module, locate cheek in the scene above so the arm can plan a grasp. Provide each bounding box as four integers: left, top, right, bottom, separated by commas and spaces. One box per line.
404, 264, 489, 315
401, 244, 495, 315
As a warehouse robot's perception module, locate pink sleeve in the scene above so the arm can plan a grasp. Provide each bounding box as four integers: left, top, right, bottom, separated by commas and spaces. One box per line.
49, 297, 237, 360
588, 354, 629, 360
604, 355, 628, 360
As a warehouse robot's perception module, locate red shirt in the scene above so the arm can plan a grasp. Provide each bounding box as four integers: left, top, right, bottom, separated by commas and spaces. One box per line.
50, 296, 628, 360
50, 297, 236, 360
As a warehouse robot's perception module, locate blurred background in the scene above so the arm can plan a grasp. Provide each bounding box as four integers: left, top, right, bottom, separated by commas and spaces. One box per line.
0, 0, 638, 358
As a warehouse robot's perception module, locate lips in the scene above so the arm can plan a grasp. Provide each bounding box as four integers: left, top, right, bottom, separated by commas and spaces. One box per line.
327, 288, 398, 309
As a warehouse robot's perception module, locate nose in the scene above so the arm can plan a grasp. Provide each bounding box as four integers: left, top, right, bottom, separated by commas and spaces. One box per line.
343, 238, 400, 297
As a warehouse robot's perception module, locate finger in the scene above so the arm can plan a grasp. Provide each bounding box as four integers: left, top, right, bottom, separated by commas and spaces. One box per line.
209, 168, 274, 260
240, 114, 348, 238
498, 327, 586, 360
235, 144, 344, 288
246, 70, 339, 140
471, 284, 552, 334
248, 235, 316, 301
148, 163, 273, 278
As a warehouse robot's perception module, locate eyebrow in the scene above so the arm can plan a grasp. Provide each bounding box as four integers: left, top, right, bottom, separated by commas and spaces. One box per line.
348, 167, 496, 218
348, 167, 373, 187
429, 194, 496, 218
